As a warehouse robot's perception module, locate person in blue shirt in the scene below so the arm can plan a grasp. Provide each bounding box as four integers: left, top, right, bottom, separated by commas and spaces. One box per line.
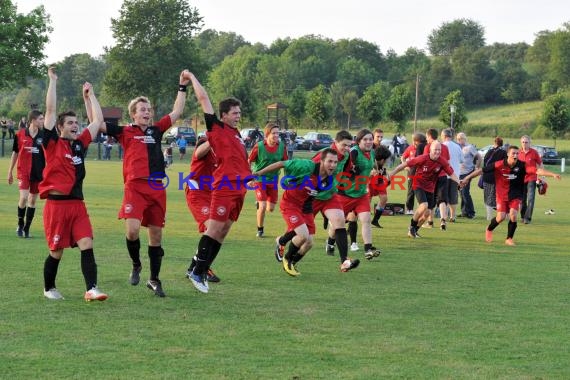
176, 135, 188, 161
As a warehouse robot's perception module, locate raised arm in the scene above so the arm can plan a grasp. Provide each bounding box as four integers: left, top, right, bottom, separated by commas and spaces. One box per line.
83, 84, 94, 123
168, 69, 192, 124
194, 140, 211, 159
83, 82, 104, 141
189, 72, 214, 115
44, 67, 57, 131
536, 168, 561, 180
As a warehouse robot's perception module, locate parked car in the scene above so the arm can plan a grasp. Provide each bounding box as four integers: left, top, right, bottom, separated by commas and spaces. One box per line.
164, 126, 196, 145
532, 145, 559, 164
297, 132, 334, 151
477, 145, 494, 158
240, 128, 264, 148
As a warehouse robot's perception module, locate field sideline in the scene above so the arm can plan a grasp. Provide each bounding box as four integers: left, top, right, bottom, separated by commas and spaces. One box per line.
0, 155, 569, 379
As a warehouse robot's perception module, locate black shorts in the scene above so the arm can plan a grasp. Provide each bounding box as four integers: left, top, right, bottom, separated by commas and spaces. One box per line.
415, 188, 435, 209
435, 176, 448, 205
446, 178, 459, 204
179, 147, 186, 154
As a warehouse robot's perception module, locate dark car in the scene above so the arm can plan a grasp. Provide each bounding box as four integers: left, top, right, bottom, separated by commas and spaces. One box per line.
297, 132, 334, 151
165, 126, 196, 145
240, 128, 264, 149
532, 145, 559, 164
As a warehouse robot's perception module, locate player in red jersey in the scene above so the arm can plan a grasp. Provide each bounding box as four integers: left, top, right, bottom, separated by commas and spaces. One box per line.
423, 128, 450, 228
184, 136, 221, 283
102, 70, 192, 297
248, 123, 288, 238
187, 71, 252, 293
389, 142, 459, 238
7, 110, 46, 238
40, 68, 108, 301
461, 145, 560, 246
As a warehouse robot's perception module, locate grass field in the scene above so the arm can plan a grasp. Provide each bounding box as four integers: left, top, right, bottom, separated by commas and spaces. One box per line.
0, 151, 569, 379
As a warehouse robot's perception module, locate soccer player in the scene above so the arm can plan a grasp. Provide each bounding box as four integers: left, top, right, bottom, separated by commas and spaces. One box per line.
40, 68, 108, 301
186, 71, 252, 294
7, 110, 46, 238
422, 128, 450, 229
460, 145, 561, 245
338, 129, 381, 260
248, 122, 288, 238
309, 131, 353, 266
102, 70, 192, 297
518, 136, 542, 224
389, 142, 459, 238
184, 136, 220, 283
255, 149, 359, 274
370, 145, 393, 229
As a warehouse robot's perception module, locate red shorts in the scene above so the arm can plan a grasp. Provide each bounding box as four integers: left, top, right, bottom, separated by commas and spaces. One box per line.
18, 176, 39, 194
281, 201, 316, 235
368, 177, 388, 197
339, 194, 371, 215
185, 187, 211, 233
119, 179, 166, 227
209, 189, 246, 222
254, 182, 279, 204
43, 199, 93, 251
496, 198, 522, 214
312, 193, 343, 216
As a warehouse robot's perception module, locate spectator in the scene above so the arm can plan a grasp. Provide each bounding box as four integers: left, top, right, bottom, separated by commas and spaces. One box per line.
8, 119, 15, 139
19, 117, 27, 130
176, 134, 188, 160
1, 119, 7, 139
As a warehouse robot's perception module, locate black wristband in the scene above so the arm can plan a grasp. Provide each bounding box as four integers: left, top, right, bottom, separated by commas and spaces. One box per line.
178, 84, 187, 92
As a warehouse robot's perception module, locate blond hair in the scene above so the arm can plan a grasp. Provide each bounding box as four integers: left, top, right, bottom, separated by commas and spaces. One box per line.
128, 96, 151, 118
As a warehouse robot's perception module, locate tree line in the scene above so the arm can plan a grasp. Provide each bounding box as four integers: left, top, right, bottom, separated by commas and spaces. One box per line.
1, 0, 569, 137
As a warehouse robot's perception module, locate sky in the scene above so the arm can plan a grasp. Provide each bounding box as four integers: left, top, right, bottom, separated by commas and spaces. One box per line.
14, 0, 570, 64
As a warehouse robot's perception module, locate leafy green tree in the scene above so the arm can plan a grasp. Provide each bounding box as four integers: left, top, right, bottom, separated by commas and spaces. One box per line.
103, 0, 203, 115
439, 90, 468, 131
340, 90, 358, 130
335, 58, 377, 95
450, 46, 496, 103
541, 92, 569, 142
0, 1, 51, 88
281, 35, 336, 89
195, 29, 250, 70
207, 45, 261, 122
547, 24, 570, 89
288, 86, 306, 129
305, 84, 332, 130
386, 84, 414, 133
56, 54, 107, 114
427, 18, 485, 56
254, 54, 289, 105
356, 81, 390, 128
334, 38, 386, 79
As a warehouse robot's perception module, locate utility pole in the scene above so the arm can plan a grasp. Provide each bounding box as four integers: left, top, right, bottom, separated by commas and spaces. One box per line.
413, 73, 420, 133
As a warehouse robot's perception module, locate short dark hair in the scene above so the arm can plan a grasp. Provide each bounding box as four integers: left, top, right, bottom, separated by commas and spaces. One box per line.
374, 144, 392, 162
373, 128, 384, 135
57, 111, 77, 127
495, 136, 504, 147
320, 147, 337, 161
508, 145, 519, 152
28, 110, 43, 124
355, 129, 373, 144
219, 97, 241, 117
426, 128, 438, 140
335, 130, 352, 142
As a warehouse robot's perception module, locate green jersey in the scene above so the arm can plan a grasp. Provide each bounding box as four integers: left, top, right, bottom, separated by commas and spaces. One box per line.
313, 146, 348, 201
251, 141, 285, 181
341, 146, 375, 198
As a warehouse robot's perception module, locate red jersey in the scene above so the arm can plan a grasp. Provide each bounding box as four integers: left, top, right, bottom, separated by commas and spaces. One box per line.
106, 115, 172, 183
401, 144, 416, 161
12, 128, 45, 182
405, 153, 454, 193
423, 142, 450, 177
484, 159, 530, 201
40, 128, 91, 200
188, 143, 217, 191
204, 113, 251, 188
518, 148, 542, 183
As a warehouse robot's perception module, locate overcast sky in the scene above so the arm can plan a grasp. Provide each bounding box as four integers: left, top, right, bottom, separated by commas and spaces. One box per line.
15, 0, 569, 63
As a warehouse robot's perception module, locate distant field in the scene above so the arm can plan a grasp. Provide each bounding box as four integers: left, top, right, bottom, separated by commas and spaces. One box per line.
0, 153, 569, 378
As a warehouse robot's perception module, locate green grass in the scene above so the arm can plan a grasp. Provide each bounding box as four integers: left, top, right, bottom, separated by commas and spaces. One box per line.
1, 154, 569, 379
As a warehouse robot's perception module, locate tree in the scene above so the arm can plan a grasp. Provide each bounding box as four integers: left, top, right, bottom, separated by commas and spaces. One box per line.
427, 19, 485, 56
103, 0, 203, 114
195, 29, 250, 70
541, 92, 569, 143
386, 84, 414, 133
439, 90, 468, 131
0, 1, 52, 88
281, 35, 336, 89
288, 86, 306, 129
356, 81, 390, 128
305, 84, 332, 130
340, 90, 358, 130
